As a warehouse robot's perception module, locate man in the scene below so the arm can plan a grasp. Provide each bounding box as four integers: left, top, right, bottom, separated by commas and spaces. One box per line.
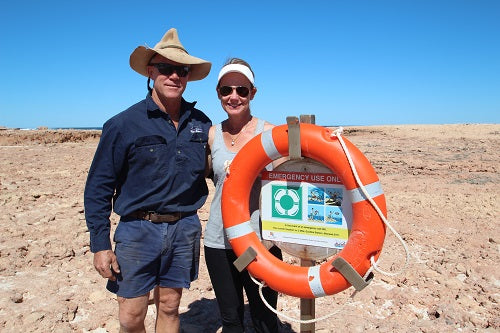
84, 28, 211, 332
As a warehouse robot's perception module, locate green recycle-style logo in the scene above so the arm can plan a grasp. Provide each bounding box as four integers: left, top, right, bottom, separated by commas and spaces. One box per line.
271, 185, 302, 220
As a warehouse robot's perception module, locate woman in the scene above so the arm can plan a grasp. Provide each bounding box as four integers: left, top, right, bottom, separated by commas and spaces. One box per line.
204, 58, 282, 332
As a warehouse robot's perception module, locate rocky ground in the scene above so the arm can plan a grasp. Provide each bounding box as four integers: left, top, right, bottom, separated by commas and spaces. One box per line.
0, 124, 498, 332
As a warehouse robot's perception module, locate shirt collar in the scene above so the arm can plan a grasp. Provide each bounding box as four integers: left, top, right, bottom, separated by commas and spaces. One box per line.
145, 93, 197, 119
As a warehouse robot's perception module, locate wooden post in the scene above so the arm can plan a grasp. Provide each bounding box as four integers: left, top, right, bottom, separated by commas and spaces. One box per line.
300, 114, 315, 124
281, 115, 323, 332
300, 258, 316, 333
299, 114, 316, 333
286, 116, 301, 160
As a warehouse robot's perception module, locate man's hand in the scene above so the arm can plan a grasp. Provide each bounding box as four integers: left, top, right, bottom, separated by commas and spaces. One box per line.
93, 250, 120, 281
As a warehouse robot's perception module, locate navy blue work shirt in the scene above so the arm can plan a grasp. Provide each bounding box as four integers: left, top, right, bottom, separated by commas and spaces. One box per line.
84, 94, 211, 253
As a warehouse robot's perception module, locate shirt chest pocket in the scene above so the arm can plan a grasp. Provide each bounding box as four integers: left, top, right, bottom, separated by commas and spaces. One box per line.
189, 132, 208, 144
131, 135, 169, 167
188, 132, 208, 158
178, 132, 208, 170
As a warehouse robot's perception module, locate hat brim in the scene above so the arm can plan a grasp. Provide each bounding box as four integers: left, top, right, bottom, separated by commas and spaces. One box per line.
129, 46, 211, 81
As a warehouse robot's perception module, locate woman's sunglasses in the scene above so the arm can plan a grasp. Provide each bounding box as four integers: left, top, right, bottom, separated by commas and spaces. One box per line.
218, 86, 250, 97
150, 63, 190, 77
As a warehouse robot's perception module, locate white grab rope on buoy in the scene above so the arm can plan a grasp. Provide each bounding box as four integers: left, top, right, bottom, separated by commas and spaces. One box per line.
250, 275, 352, 324
250, 266, 376, 324
331, 127, 410, 276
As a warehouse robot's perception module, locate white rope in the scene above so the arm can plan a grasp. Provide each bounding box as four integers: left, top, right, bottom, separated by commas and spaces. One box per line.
331, 127, 410, 276
250, 275, 354, 324
249, 263, 377, 324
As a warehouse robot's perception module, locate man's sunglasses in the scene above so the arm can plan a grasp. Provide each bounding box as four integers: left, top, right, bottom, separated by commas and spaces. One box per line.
218, 86, 250, 97
150, 63, 190, 77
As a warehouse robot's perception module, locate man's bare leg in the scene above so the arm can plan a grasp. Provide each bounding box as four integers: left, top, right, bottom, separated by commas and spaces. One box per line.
155, 287, 182, 333
118, 294, 149, 333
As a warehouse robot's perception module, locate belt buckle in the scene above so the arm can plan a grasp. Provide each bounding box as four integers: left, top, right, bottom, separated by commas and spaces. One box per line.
147, 211, 181, 223
146, 211, 158, 222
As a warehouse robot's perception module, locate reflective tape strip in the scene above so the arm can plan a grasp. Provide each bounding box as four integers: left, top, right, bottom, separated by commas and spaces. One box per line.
349, 181, 384, 203
225, 220, 254, 240
261, 130, 282, 160
308, 266, 326, 297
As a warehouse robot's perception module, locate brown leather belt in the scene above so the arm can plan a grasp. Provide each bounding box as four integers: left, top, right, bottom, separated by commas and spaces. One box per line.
127, 210, 192, 223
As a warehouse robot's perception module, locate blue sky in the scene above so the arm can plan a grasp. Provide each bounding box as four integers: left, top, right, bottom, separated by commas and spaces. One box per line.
1, 1, 499, 128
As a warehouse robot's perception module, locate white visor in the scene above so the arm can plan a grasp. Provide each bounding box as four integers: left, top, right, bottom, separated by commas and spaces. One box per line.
217, 64, 255, 85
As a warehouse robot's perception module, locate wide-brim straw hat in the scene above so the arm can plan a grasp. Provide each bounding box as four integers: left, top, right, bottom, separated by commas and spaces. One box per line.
130, 28, 211, 81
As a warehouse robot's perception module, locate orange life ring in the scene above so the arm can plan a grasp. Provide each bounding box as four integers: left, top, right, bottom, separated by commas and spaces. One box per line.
221, 123, 387, 298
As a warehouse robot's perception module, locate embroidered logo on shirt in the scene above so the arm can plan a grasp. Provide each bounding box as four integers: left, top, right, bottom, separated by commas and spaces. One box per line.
190, 126, 203, 133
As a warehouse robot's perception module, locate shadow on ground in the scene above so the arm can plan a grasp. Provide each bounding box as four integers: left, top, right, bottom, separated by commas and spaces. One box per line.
180, 297, 296, 332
